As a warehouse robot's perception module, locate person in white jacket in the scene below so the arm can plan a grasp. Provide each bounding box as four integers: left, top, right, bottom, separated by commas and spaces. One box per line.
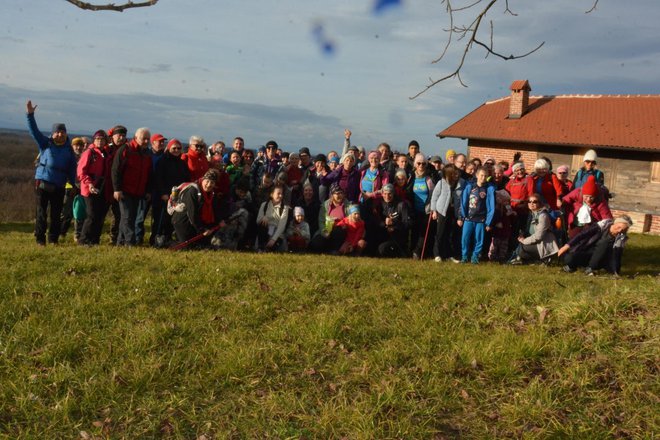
256, 184, 289, 252
430, 164, 459, 262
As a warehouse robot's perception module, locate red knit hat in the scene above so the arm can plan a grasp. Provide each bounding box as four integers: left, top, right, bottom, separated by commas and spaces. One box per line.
582, 175, 599, 197
167, 139, 182, 151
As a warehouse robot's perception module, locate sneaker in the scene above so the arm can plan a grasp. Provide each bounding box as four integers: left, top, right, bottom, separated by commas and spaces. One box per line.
584, 267, 594, 276
471, 257, 479, 265
434, 256, 442, 263
450, 257, 461, 264
509, 256, 523, 265
562, 265, 576, 273
460, 257, 468, 264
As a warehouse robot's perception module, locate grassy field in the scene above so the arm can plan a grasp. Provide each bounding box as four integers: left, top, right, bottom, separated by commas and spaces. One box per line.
0, 224, 658, 439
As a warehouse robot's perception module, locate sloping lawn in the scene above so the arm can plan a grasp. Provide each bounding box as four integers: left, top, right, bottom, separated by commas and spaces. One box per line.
0, 227, 658, 438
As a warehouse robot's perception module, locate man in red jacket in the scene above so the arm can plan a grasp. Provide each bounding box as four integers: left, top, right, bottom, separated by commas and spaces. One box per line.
111, 127, 152, 246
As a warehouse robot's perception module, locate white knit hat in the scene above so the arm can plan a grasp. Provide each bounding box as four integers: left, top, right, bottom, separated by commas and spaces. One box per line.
583, 149, 597, 162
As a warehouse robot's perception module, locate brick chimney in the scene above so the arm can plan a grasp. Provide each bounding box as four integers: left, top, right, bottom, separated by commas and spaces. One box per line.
509, 80, 531, 119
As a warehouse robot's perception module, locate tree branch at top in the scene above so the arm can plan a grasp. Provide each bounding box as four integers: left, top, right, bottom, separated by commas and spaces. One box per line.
64, 0, 159, 12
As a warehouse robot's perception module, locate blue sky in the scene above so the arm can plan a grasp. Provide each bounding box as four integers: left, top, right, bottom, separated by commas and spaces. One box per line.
1, 0, 659, 156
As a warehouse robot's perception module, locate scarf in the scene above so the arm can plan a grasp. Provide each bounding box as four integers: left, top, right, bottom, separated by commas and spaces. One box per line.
200, 186, 215, 225
576, 202, 592, 226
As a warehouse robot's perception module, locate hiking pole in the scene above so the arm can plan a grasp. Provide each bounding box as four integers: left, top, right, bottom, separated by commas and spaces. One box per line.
170, 224, 222, 251
420, 212, 434, 260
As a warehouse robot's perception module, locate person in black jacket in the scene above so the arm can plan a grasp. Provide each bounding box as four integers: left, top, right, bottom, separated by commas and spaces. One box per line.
364, 184, 410, 257
557, 216, 632, 276
153, 139, 190, 246
171, 169, 224, 248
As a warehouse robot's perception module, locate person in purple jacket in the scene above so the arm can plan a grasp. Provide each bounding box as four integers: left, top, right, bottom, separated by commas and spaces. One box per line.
321, 153, 361, 204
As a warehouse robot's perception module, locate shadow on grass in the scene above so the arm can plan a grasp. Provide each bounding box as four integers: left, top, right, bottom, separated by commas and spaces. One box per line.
0, 222, 34, 234
620, 233, 660, 277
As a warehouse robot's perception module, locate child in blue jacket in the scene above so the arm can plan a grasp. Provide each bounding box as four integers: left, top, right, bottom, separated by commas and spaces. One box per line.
458, 167, 495, 263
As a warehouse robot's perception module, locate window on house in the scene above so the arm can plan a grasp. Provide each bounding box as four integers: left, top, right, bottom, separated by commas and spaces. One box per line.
651, 162, 660, 183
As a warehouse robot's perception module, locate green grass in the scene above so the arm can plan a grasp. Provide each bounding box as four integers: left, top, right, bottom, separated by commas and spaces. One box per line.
0, 225, 658, 439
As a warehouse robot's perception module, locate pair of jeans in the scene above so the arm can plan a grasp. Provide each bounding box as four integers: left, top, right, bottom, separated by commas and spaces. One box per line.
117, 194, 141, 246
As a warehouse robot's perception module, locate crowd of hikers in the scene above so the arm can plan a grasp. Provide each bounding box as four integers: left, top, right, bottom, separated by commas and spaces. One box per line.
27, 100, 634, 276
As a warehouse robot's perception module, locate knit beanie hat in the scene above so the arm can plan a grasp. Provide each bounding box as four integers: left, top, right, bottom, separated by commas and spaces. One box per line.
52, 123, 67, 133
330, 182, 343, 194
111, 125, 127, 136
556, 165, 569, 174
512, 162, 525, 173
167, 139, 182, 151
581, 175, 599, 197
445, 149, 456, 161
72, 137, 85, 146
348, 204, 360, 215
92, 130, 107, 139
583, 149, 597, 162
294, 206, 305, 217
340, 153, 355, 164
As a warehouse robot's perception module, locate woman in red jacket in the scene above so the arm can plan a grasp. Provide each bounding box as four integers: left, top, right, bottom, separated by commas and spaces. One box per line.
526, 158, 563, 211
77, 130, 112, 245
562, 175, 612, 238
182, 135, 209, 181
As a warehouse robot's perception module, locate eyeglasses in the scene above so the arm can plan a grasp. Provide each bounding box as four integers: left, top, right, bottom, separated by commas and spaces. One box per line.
528, 200, 539, 204
191, 144, 203, 148
170, 147, 182, 151
415, 162, 425, 166
558, 172, 567, 175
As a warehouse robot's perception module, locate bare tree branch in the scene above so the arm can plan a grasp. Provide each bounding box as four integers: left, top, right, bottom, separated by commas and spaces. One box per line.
410, 0, 544, 99
504, 0, 518, 16
64, 0, 158, 12
585, 0, 599, 13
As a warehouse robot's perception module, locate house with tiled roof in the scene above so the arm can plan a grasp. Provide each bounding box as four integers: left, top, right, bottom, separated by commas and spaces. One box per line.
438, 80, 660, 234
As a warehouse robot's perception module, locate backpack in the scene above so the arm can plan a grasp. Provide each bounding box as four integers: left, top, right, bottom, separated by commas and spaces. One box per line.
167, 182, 200, 215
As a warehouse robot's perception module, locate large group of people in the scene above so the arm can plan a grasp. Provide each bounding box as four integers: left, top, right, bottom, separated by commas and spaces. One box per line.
27, 100, 634, 276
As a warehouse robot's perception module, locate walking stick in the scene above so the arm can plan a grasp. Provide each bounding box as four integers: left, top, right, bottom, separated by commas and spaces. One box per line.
170, 223, 222, 251
420, 212, 434, 260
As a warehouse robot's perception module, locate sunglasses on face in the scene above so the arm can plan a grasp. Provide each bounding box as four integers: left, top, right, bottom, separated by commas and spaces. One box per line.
528, 200, 539, 204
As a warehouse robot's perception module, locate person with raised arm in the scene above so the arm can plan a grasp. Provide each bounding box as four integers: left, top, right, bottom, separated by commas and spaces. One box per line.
25, 100, 77, 246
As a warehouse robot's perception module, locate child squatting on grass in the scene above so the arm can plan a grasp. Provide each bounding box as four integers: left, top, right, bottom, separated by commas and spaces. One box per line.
335, 204, 367, 256
286, 206, 311, 252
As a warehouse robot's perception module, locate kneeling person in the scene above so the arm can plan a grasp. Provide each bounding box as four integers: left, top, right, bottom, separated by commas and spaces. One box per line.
557, 216, 633, 276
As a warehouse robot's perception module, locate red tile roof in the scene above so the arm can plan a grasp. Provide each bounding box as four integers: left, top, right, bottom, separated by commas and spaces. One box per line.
438, 94, 660, 152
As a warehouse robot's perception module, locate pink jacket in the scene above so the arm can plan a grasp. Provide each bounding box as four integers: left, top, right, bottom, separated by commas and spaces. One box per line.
77, 145, 110, 197
562, 187, 612, 229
